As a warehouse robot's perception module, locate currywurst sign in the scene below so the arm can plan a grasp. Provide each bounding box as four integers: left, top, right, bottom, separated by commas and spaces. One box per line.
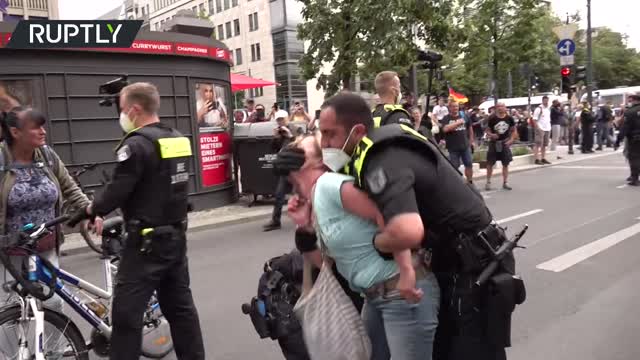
7, 20, 142, 49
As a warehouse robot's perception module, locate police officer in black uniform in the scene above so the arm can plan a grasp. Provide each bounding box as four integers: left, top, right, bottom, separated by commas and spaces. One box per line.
622, 92, 640, 186
275, 92, 524, 360
371, 71, 414, 128
70, 82, 205, 360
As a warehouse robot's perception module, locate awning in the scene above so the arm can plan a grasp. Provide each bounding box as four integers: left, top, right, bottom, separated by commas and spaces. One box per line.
230, 73, 278, 92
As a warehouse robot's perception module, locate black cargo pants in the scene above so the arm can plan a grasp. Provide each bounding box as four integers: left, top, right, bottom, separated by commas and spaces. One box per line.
433, 272, 507, 360
628, 141, 640, 180
110, 229, 205, 360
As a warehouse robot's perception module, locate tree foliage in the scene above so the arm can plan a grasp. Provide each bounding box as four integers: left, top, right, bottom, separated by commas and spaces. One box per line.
297, 0, 452, 96
296, 0, 640, 101
573, 28, 640, 90
440, 0, 560, 100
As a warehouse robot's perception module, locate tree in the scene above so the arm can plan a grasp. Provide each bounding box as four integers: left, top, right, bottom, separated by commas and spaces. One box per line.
441, 0, 560, 101
297, 0, 452, 96
573, 27, 640, 90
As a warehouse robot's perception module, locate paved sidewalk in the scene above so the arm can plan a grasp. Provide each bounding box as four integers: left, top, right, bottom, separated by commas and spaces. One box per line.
473, 146, 620, 181
61, 146, 622, 253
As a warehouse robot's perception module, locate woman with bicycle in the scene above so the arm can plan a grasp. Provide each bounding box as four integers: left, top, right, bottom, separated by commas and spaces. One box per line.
0, 107, 103, 313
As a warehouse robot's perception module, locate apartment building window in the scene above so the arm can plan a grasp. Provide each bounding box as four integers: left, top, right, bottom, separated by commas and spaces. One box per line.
217, 24, 224, 39
225, 22, 232, 39
250, 88, 264, 98
216, 0, 222, 12
249, 12, 259, 31
232, 0, 238, 6
146, 4, 150, 14
199, 3, 204, 13
208, 0, 214, 13
234, 19, 240, 36
224, 0, 230, 10
251, 43, 261, 62
192, 5, 197, 13
235, 48, 243, 65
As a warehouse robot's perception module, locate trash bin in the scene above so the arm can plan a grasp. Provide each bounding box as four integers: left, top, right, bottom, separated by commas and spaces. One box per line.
233, 122, 280, 206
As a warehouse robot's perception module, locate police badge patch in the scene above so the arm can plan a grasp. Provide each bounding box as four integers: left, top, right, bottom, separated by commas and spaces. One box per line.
117, 145, 132, 162
366, 167, 388, 194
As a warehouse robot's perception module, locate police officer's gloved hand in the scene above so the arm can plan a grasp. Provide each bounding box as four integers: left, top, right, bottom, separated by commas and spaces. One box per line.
273, 147, 306, 176
295, 228, 318, 253
67, 205, 95, 228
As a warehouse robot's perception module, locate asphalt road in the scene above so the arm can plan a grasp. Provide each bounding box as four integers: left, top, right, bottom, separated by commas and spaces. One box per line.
59, 150, 639, 360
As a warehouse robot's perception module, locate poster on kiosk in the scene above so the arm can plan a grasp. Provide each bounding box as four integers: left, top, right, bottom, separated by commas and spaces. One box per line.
194, 82, 232, 187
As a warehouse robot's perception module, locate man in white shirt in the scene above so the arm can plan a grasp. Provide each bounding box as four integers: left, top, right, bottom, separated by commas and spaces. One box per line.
431, 97, 449, 122
532, 95, 552, 165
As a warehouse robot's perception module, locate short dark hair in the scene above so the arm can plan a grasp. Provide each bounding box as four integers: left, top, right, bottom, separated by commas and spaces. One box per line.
321, 92, 373, 131
542, 95, 549, 100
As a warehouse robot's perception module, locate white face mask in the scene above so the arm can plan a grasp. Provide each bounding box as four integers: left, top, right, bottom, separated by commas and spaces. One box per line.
119, 111, 136, 133
321, 127, 355, 172
396, 89, 403, 104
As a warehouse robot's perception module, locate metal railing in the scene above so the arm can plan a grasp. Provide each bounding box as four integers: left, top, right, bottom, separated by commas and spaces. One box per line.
8, 0, 48, 11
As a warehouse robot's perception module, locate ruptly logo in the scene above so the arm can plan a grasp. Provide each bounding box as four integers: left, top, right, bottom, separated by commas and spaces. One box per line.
7, 20, 143, 49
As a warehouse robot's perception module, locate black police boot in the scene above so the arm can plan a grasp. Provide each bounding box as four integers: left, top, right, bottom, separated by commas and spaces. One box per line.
263, 220, 282, 232
628, 178, 639, 186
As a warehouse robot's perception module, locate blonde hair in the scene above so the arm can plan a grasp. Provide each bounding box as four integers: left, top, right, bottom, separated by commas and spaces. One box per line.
374, 71, 399, 96
121, 82, 161, 114
288, 133, 322, 165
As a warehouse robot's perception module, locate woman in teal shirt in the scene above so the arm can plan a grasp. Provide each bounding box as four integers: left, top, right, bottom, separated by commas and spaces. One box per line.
288, 135, 440, 360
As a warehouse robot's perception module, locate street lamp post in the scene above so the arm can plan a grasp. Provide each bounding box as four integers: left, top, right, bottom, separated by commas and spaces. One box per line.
586, 0, 593, 106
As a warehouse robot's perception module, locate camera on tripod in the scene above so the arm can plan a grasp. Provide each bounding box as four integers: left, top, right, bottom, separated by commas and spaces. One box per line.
98, 76, 129, 111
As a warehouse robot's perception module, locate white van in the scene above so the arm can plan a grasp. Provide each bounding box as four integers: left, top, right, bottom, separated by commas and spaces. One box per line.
580, 86, 640, 106
479, 94, 567, 113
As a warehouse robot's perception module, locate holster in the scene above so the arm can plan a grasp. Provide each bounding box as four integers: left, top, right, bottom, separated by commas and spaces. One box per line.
125, 220, 142, 249
450, 223, 525, 348
454, 223, 506, 274
486, 273, 526, 347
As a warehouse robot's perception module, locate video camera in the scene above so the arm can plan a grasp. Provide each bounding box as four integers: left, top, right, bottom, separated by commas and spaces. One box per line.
98, 76, 129, 113
242, 256, 303, 340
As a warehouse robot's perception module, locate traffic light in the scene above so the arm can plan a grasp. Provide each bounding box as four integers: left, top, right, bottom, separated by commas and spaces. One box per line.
575, 65, 587, 82
561, 66, 572, 94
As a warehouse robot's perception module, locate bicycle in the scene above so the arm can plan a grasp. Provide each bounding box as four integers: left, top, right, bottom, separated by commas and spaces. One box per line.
63, 163, 121, 255
0, 215, 174, 359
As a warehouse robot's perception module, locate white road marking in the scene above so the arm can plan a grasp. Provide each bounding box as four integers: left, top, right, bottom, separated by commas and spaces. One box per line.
536, 222, 640, 272
617, 184, 628, 189
553, 165, 628, 170
496, 209, 544, 224
526, 205, 638, 247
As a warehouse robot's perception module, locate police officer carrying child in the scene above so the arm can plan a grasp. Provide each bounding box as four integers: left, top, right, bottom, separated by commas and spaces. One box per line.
371, 71, 414, 128
622, 92, 640, 186
275, 92, 525, 360
70, 82, 205, 360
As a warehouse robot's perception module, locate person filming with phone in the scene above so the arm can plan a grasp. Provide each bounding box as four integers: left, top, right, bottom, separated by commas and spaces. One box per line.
264, 110, 295, 231
197, 83, 227, 128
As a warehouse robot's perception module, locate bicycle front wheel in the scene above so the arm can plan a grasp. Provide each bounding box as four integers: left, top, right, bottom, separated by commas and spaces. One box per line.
141, 295, 174, 359
0, 304, 89, 360
79, 220, 104, 255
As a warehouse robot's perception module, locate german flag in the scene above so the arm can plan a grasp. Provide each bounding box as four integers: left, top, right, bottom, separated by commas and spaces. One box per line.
449, 87, 469, 104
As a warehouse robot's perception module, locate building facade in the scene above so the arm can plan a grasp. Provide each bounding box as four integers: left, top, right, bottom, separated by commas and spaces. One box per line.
94, 0, 332, 113
97, 0, 151, 31
139, 0, 319, 112
0, 0, 59, 22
